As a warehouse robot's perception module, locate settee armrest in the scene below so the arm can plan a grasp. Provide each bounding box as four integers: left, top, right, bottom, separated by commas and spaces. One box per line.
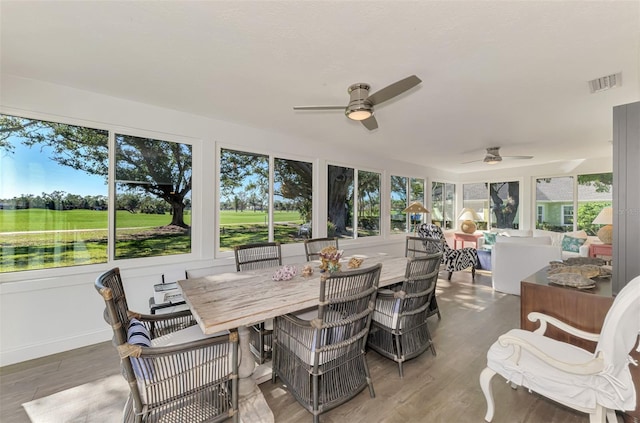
527, 312, 601, 342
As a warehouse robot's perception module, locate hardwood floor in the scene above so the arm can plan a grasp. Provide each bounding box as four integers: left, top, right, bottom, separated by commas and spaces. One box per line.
0, 270, 615, 422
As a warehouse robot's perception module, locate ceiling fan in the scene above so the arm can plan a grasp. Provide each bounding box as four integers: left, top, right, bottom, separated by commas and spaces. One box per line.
293, 75, 422, 130
462, 147, 533, 165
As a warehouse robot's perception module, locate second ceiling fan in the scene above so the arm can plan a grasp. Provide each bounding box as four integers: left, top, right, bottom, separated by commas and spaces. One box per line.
293, 75, 422, 130
462, 147, 533, 165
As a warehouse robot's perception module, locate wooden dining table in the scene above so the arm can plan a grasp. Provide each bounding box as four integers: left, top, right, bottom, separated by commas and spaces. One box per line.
177, 254, 409, 423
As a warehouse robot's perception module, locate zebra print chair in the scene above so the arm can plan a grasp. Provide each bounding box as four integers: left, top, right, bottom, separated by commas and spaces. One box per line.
417, 223, 478, 281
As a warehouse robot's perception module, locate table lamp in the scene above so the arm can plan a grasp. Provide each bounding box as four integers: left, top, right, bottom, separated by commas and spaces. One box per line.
592, 206, 613, 244
457, 208, 481, 234
403, 202, 430, 234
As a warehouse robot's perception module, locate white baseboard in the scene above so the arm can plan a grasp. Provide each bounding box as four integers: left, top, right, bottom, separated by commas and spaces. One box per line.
0, 328, 112, 367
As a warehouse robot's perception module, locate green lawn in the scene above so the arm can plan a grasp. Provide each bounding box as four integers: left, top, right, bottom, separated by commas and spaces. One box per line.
0, 209, 304, 272
0, 209, 300, 231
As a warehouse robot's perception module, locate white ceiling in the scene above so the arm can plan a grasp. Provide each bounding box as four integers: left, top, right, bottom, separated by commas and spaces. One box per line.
1, 1, 639, 174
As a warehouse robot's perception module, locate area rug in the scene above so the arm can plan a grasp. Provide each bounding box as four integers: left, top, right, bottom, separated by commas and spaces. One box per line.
22, 374, 128, 423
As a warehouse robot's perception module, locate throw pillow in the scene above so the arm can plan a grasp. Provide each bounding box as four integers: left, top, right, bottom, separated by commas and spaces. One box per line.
483, 232, 497, 245
127, 318, 153, 379
561, 235, 586, 253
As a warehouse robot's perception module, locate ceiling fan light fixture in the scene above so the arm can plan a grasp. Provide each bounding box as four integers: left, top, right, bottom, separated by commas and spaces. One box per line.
346, 109, 372, 121
484, 156, 502, 165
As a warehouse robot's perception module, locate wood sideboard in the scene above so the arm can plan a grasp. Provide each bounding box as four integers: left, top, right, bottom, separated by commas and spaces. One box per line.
520, 267, 639, 422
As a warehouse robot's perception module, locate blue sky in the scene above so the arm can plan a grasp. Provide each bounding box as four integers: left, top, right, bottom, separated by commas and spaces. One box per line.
0, 140, 107, 199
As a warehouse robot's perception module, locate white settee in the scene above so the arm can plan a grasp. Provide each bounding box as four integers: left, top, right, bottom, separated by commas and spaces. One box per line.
491, 236, 562, 296
478, 228, 593, 260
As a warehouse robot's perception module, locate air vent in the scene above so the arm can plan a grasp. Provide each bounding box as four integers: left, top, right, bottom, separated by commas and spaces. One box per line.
588, 73, 622, 93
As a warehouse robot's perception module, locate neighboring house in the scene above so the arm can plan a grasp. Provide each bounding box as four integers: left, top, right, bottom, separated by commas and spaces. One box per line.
536, 177, 612, 229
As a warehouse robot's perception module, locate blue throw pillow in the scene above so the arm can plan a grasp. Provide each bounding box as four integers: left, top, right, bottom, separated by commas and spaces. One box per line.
127, 318, 153, 379
483, 232, 497, 245
561, 235, 586, 253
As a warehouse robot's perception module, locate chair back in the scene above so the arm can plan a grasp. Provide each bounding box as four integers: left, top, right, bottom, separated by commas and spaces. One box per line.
234, 242, 282, 271
94, 268, 144, 409
392, 254, 442, 321
304, 237, 339, 261
595, 275, 640, 398
405, 236, 444, 257
95, 267, 130, 332
314, 264, 382, 364
418, 223, 451, 249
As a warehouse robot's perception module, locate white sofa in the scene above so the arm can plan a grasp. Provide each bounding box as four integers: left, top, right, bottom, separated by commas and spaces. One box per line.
490, 235, 562, 296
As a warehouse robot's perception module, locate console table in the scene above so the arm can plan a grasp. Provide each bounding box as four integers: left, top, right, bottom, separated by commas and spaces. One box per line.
453, 232, 482, 249
521, 267, 639, 422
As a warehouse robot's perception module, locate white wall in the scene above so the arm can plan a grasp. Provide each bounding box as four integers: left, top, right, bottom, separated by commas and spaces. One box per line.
0, 75, 612, 366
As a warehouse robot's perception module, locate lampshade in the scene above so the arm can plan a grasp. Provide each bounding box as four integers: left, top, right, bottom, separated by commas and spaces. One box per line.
457, 208, 481, 234
457, 208, 482, 221
403, 202, 430, 214
592, 207, 613, 225
592, 207, 613, 244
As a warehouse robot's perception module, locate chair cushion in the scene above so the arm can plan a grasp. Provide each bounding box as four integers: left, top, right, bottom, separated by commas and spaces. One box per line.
133, 325, 231, 405
487, 328, 631, 411
562, 235, 586, 253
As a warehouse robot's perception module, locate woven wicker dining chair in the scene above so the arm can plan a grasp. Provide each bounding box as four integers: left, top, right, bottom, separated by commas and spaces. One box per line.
367, 253, 442, 377
303, 237, 339, 261
405, 235, 445, 319
95, 268, 239, 423
272, 263, 382, 423
233, 241, 282, 364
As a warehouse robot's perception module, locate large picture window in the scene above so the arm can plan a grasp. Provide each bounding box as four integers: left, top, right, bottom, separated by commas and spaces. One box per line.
0, 115, 195, 273
1, 114, 109, 272
219, 149, 312, 249
114, 134, 192, 259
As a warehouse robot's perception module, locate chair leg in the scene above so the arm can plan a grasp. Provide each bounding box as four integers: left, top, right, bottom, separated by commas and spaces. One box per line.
605, 409, 617, 423
471, 267, 476, 280
448, 271, 453, 280
479, 367, 496, 422
589, 405, 607, 423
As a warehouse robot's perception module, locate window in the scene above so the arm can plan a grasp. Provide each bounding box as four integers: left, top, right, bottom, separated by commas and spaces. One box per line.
274, 158, 313, 242
1, 114, 109, 272
219, 149, 312, 249
561, 205, 574, 225
577, 172, 612, 235
390, 175, 408, 233
489, 181, 520, 229
327, 165, 354, 238
357, 170, 380, 237
535, 176, 574, 232
431, 181, 455, 229
537, 205, 544, 224
114, 134, 192, 259
463, 183, 489, 230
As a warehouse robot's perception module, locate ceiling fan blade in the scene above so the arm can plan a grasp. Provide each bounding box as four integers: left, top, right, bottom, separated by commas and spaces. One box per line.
361, 115, 378, 130
504, 155, 534, 160
293, 105, 345, 110
367, 75, 422, 106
